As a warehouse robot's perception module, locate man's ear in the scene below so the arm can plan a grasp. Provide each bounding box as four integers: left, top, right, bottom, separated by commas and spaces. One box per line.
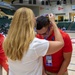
50, 26, 53, 31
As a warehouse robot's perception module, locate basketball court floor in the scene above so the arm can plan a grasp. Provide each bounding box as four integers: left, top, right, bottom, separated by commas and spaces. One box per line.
68, 32, 75, 75
2, 32, 75, 75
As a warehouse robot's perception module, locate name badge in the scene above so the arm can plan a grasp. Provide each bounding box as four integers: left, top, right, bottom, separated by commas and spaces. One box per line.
46, 55, 52, 66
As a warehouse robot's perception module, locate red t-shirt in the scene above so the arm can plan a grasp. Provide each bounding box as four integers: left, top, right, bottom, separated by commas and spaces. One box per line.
36, 29, 72, 73
0, 34, 8, 71
0, 34, 4, 53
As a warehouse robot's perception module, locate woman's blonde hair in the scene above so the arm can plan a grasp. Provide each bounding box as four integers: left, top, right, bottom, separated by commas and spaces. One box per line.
3, 7, 35, 61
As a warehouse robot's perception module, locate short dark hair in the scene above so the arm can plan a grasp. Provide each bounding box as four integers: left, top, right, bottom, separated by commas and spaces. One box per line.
36, 16, 50, 30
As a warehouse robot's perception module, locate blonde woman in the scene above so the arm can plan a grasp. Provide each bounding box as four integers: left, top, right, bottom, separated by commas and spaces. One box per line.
3, 7, 64, 75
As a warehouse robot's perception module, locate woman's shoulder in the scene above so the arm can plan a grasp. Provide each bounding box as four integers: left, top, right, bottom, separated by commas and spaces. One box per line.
30, 37, 49, 46
33, 37, 48, 43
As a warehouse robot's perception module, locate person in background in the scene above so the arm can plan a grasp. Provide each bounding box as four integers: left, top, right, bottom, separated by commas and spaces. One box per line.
36, 15, 72, 75
61, 26, 66, 32
3, 7, 64, 75
0, 33, 8, 75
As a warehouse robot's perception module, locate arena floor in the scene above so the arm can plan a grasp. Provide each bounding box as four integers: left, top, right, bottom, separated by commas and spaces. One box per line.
2, 32, 75, 75
68, 32, 75, 75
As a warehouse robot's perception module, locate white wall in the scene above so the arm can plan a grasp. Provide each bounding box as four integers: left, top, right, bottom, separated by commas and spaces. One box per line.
39, 4, 75, 19
12, 0, 75, 19
38, 0, 75, 19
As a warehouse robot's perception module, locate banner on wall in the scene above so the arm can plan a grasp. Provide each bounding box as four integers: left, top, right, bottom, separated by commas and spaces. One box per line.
40, 7, 44, 10
40, 7, 49, 10
58, 6, 63, 10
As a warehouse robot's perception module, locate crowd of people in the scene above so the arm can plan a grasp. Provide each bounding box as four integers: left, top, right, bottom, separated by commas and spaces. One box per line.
0, 9, 12, 35
0, 7, 72, 75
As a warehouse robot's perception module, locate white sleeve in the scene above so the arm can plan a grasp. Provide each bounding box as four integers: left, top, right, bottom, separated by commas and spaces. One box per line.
34, 38, 49, 57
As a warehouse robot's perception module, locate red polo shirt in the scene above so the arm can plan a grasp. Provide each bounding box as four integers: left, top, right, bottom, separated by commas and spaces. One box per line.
0, 34, 8, 71
36, 29, 72, 73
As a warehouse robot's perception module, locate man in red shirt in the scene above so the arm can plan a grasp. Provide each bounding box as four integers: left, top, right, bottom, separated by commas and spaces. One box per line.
0, 34, 8, 75
36, 15, 72, 75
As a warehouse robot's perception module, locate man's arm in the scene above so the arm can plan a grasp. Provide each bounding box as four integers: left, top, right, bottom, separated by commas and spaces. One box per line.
57, 52, 72, 75
0, 65, 2, 75
42, 66, 47, 75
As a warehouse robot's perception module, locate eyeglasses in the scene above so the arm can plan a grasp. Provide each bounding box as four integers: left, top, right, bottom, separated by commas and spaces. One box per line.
41, 27, 50, 35
41, 13, 48, 17
42, 27, 50, 39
